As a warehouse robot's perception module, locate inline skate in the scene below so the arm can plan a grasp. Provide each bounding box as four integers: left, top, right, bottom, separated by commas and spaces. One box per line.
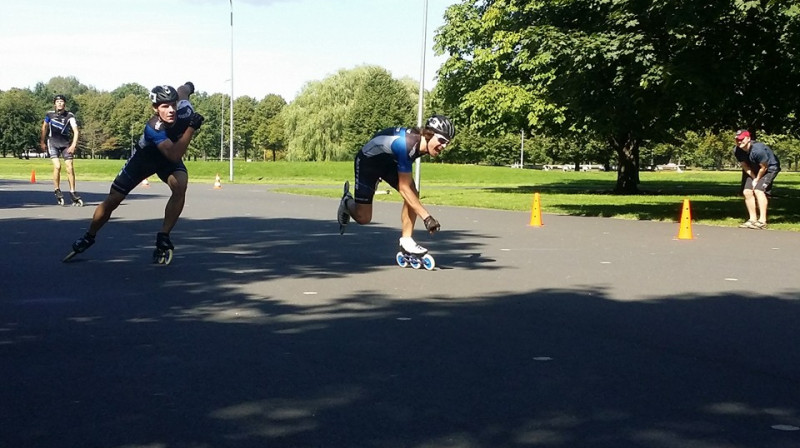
338, 180, 352, 234
395, 238, 435, 270
153, 232, 174, 265
62, 232, 95, 262
70, 191, 84, 207
54, 189, 64, 206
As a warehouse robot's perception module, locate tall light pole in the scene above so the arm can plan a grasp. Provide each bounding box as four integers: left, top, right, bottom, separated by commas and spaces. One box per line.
220, 90, 225, 162
414, 0, 429, 190
229, 0, 235, 182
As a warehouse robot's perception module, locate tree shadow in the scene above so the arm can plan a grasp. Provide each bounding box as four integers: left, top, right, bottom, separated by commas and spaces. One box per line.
1, 211, 798, 447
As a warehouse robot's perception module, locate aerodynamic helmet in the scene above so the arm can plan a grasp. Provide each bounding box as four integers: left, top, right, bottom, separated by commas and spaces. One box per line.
425, 115, 455, 141
53, 94, 66, 102
149, 85, 179, 105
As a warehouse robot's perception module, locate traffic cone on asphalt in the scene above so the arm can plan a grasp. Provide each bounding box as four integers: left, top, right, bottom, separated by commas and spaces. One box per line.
140, 178, 150, 188
677, 198, 693, 240
30, 169, 36, 183
529, 192, 543, 227
213, 174, 222, 189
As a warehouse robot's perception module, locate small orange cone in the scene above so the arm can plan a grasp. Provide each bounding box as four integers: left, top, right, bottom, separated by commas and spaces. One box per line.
213, 173, 222, 189
30, 169, 36, 183
677, 198, 693, 240
140, 178, 150, 188
529, 192, 543, 227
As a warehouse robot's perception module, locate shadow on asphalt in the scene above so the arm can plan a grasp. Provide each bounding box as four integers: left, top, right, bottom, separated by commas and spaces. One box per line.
1, 184, 799, 448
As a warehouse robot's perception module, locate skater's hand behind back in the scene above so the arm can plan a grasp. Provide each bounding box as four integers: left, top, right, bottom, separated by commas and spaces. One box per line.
424, 216, 440, 233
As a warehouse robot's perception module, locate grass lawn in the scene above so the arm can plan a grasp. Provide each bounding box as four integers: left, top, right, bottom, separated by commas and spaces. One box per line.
4, 157, 800, 231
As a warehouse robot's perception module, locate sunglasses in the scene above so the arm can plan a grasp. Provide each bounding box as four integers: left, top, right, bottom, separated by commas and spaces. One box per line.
435, 136, 450, 145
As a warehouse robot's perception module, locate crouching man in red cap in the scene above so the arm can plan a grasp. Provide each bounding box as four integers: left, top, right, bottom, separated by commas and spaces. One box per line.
733, 129, 781, 229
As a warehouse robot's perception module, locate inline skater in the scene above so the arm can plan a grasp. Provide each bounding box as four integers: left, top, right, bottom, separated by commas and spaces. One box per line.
40, 94, 82, 206
337, 115, 455, 266
64, 83, 204, 264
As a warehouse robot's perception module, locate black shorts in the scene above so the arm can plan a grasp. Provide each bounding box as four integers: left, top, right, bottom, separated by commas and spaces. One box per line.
111, 148, 187, 195
47, 143, 73, 160
353, 152, 412, 204
744, 170, 779, 196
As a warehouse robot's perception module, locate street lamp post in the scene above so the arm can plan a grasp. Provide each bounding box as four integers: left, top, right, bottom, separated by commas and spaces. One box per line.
220, 93, 225, 161
228, 0, 235, 182
414, 0, 429, 190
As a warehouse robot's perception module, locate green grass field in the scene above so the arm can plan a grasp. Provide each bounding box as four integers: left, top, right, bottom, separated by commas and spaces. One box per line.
5, 157, 800, 231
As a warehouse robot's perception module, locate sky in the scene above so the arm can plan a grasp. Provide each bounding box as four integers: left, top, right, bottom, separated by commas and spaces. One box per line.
0, 0, 456, 101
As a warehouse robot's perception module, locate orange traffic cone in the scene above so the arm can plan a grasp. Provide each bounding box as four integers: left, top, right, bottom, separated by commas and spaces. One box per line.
30, 169, 36, 183
140, 178, 150, 188
213, 174, 222, 189
529, 192, 543, 227
677, 198, 693, 240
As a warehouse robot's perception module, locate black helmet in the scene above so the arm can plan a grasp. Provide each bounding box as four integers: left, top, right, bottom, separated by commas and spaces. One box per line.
54, 94, 66, 102
149, 85, 179, 105
425, 115, 455, 141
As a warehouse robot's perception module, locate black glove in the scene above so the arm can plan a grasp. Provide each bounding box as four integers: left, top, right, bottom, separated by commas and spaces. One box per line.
188, 112, 204, 130
424, 215, 440, 233
184, 81, 195, 95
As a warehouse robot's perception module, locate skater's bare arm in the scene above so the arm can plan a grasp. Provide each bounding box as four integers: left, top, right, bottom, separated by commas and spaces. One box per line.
397, 172, 430, 219
157, 128, 196, 162
67, 119, 79, 154
40, 122, 48, 151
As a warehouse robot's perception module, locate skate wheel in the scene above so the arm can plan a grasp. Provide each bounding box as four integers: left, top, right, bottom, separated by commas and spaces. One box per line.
57, 198, 64, 206
396, 251, 408, 268
62, 250, 78, 262
73, 199, 84, 207
409, 256, 422, 269
422, 254, 436, 270
153, 249, 173, 265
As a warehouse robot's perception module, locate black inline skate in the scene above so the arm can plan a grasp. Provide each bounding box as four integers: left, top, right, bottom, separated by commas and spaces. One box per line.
153, 232, 174, 265
54, 189, 64, 206
70, 192, 84, 207
337, 180, 352, 234
62, 232, 95, 262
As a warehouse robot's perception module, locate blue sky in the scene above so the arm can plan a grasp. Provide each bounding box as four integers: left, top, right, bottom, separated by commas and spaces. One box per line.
0, 0, 455, 101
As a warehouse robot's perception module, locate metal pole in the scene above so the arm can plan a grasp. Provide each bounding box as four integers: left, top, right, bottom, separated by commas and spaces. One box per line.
229, 0, 235, 182
220, 93, 224, 161
414, 0, 429, 190
520, 129, 524, 167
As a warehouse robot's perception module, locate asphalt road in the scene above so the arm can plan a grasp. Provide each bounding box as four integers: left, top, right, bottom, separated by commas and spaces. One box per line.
1, 178, 799, 448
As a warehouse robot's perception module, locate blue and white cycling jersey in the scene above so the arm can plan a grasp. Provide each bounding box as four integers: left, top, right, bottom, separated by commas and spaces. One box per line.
360, 127, 422, 173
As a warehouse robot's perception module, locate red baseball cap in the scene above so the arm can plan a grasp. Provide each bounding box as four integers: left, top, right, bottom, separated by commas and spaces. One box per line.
735, 130, 751, 141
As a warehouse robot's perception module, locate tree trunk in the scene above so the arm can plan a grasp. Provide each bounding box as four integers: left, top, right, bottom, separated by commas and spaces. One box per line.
612, 133, 640, 194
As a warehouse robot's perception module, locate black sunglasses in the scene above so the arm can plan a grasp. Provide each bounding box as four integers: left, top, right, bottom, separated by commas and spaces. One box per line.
436, 136, 450, 145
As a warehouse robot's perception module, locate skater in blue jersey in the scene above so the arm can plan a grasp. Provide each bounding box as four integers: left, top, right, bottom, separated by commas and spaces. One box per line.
337, 115, 455, 263
40, 94, 82, 206
64, 83, 204, 264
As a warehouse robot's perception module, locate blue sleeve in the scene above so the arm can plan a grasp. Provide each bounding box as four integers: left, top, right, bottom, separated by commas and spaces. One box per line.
391, 129, 413, 173
144, 123, 168, 147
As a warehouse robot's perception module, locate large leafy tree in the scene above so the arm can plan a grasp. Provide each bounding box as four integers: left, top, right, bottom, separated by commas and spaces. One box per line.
283, 66, 417, 161
252, 94, 287, 161
0, 89, 40, 157
435, 0, 800, 192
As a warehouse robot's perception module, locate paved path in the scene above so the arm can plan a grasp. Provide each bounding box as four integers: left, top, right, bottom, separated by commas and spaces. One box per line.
1, 179, 799, 448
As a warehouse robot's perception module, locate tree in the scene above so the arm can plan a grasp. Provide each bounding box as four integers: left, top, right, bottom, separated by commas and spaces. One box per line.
283, 66, 417, 161
0, 89, 40, 157
109, 94, 151, 157
435, 0, 800, 193
252, 94, 287, 161
75, 91, 115, 158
